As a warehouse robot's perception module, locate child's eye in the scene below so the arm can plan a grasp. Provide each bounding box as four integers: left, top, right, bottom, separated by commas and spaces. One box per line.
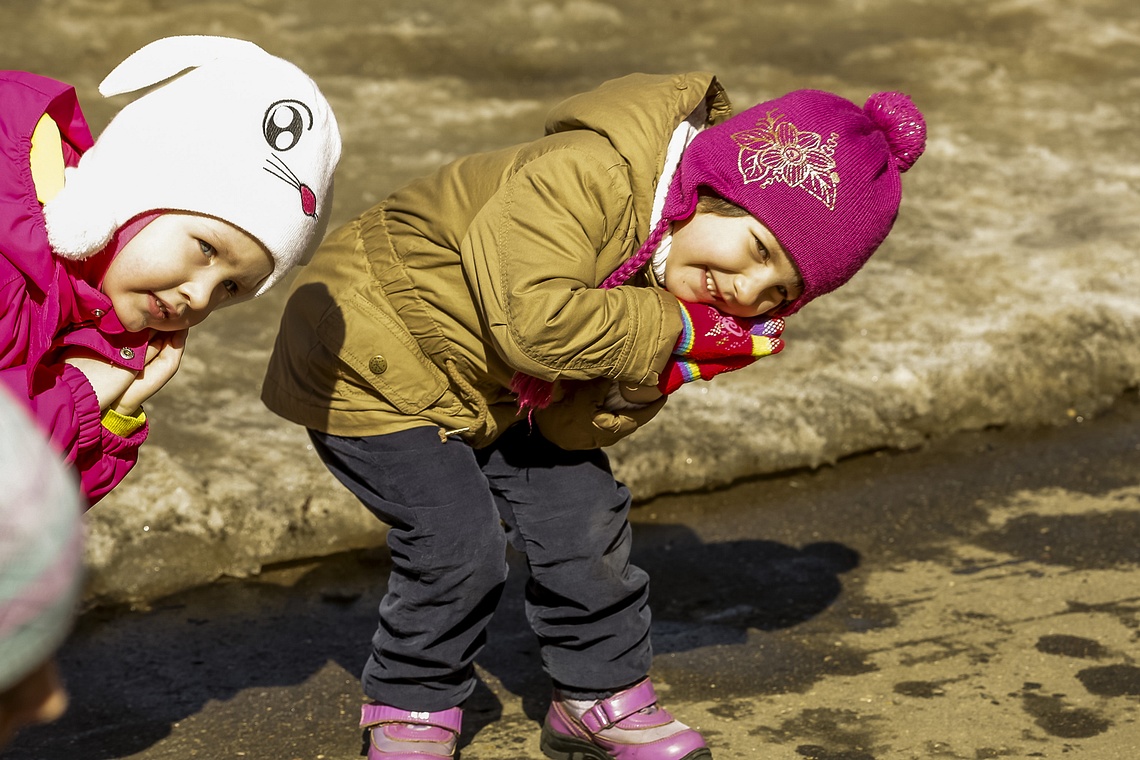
199, 240, 216, 258
223, 280, 239, 296
754, 236, 770, 262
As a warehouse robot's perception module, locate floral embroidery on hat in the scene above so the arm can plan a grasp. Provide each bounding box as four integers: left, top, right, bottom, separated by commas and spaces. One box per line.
733, 111, 840, 210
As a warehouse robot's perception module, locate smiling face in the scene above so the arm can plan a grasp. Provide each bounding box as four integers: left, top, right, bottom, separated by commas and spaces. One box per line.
663, 209, 804, 318
100, 213, 274, 332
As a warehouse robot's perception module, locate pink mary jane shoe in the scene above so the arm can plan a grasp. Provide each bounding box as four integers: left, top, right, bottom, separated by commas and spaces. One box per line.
540, 678, 712, 759
360, 703, 462, 759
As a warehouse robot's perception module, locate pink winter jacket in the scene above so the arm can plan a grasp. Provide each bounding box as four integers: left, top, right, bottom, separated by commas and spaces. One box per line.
1, 70, 149, 507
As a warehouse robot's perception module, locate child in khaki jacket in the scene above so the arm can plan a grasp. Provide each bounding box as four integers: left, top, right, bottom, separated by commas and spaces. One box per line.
262, 72, 924, 760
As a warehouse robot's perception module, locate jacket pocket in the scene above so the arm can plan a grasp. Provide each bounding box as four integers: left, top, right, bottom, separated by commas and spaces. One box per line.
317, 287, 448, 415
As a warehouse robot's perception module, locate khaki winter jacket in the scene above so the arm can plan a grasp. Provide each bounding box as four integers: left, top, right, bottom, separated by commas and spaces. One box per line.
262, 72, 732, 448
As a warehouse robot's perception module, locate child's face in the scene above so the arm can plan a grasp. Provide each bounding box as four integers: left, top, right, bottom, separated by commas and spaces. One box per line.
101, 213, 273, 333
664, 212, 803, 318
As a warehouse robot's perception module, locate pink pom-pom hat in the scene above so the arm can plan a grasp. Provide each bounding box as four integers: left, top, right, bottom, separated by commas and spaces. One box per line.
654, 87, 926, 314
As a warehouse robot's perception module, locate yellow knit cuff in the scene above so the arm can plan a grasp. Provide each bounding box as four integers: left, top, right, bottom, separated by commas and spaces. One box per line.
101, 407, 147, 437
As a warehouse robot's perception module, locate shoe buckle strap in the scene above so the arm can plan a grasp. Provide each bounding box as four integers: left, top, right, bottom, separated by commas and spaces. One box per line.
360, 703, 463, 733
580, 702, 618, 733
579, 679, 658, 733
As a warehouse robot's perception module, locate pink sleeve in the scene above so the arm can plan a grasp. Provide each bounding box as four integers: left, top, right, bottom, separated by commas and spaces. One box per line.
0, 280, 147, 508
59, 364, 148, 506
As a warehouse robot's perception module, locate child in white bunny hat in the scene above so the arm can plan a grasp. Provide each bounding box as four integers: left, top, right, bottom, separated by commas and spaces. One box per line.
0, 35, 341, 505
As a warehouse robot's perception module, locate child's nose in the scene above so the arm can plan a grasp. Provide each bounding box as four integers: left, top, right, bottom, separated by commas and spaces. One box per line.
737, 274, 785, 315
735, 272, 764, 308
181, 278, 213, 311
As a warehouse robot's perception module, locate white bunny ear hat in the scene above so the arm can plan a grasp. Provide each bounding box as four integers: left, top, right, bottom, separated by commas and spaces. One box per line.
43, 35, 342, 295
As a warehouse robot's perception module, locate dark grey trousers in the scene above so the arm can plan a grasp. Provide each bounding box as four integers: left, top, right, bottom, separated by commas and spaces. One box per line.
309, 423, 652, 711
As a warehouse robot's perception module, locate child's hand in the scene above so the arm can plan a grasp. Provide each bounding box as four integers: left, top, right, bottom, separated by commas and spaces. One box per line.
110, 329, 188, 416
535, 378, 667, 449
659, 354, 762, 395
672, 302, 784, 361
658, 302, 786, 395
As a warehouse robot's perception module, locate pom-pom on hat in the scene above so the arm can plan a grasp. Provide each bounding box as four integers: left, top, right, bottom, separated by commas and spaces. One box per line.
660, 88, 925, 314
42, 35, 342, 296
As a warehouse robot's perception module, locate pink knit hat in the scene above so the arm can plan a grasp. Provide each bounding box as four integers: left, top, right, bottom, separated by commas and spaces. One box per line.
658, 89, 926, 314
514, 87, 925, 412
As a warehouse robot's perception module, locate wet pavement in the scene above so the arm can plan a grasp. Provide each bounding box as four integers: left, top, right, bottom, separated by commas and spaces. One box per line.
9, 396, 1140, 759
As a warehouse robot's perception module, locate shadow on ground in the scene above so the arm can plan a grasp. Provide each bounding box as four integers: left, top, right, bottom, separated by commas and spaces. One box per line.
9, 528, 860, 759
9, 395, 1140, 759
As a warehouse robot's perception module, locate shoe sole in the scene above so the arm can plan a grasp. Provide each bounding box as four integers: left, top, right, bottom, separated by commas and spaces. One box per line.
540, 723, 713, 760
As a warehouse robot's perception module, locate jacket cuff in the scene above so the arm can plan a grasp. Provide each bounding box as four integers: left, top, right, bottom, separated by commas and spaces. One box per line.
641, 288, 684, 385
59, 363, 104, 452
101, 406, 147, 437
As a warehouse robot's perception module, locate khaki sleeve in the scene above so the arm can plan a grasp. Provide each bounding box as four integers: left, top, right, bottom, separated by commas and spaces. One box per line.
460, 145, 680, 387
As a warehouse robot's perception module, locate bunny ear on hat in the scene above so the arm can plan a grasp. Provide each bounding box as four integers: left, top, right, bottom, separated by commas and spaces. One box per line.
98, 35, 264, 97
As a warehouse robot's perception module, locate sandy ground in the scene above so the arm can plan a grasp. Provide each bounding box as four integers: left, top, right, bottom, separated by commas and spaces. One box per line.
8, 396, 1139, 759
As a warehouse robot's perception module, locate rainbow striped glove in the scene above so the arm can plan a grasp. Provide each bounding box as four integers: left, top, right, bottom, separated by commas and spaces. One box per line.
658, 302, 785, 394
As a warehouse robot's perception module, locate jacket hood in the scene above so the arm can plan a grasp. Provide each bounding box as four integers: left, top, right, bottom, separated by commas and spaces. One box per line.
542, 72, 731, 242
0, 71, 94, 292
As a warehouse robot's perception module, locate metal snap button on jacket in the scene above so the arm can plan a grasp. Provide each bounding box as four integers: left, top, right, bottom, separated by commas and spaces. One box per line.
119, 347, 135, 360
368, 355, 388, 375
